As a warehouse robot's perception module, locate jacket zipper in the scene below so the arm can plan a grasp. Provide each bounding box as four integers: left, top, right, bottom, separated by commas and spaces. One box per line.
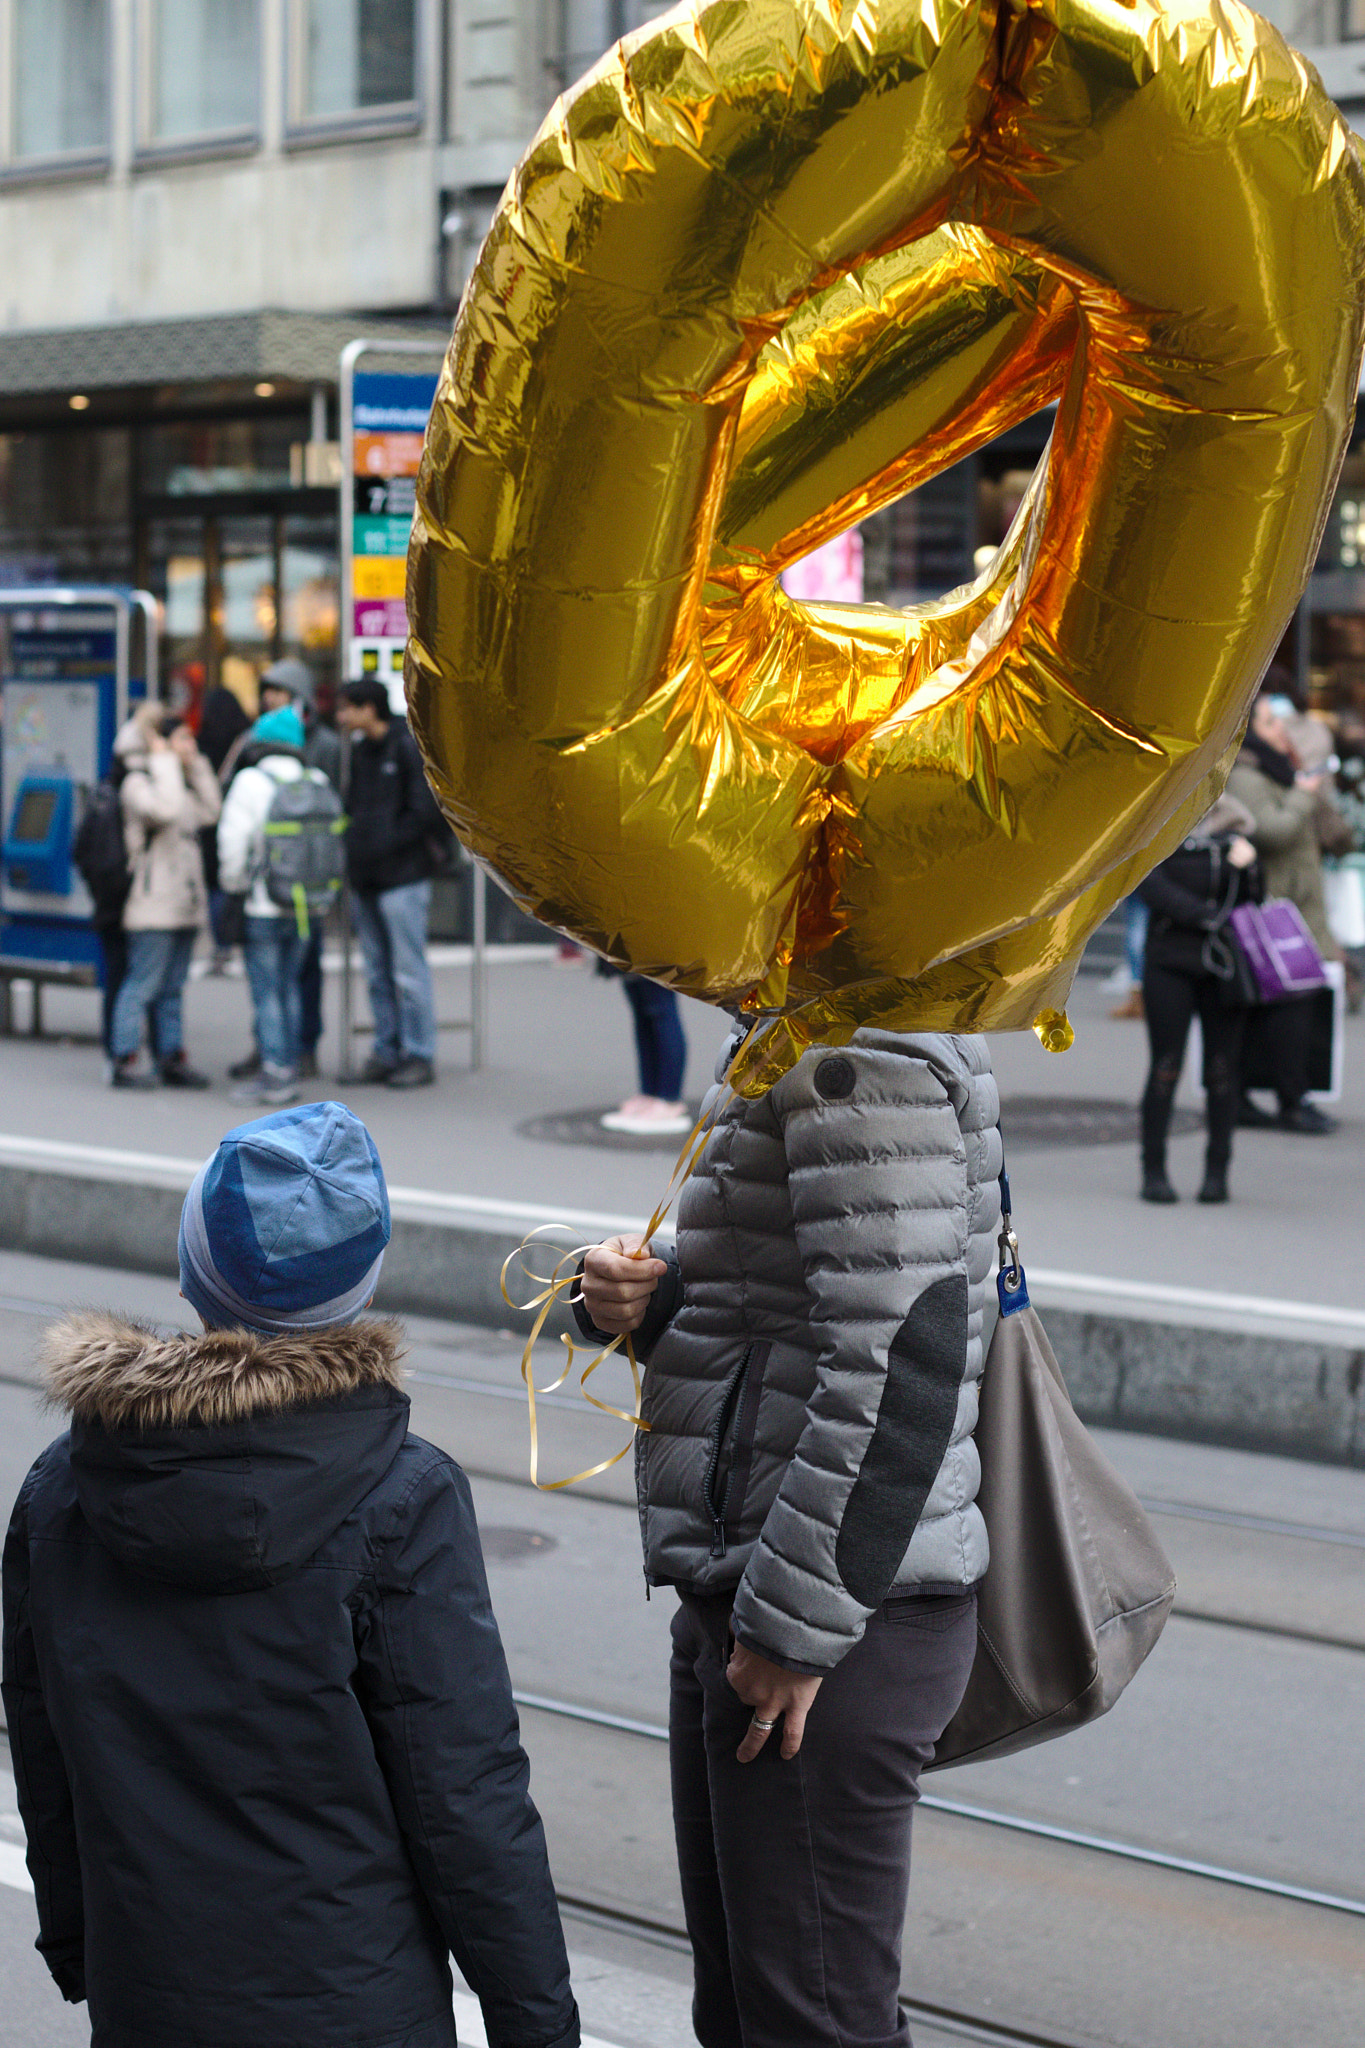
703, 1348, 752, 1559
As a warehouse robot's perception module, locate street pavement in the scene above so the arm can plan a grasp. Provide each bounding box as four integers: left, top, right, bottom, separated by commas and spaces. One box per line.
1, 943, 1363, 1312
1, 1253, 1363, 2048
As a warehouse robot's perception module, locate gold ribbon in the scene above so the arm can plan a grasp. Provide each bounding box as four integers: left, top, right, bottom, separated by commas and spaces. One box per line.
500, 1025, 761, 1489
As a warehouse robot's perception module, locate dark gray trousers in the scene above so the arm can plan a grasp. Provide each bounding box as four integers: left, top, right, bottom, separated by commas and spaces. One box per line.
669, 1588, 977, 2048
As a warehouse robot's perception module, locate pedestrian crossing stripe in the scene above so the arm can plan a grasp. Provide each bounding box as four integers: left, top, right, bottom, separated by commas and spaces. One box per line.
0, 1841, 32, 1893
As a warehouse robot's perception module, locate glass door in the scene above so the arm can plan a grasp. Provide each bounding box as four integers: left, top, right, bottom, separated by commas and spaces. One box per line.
215, 514, 276, 715
143, 515, 209, 722
280, 512, 340, 716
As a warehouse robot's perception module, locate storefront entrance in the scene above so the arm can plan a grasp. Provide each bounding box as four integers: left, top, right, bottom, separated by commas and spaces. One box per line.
139, 497, 339, 727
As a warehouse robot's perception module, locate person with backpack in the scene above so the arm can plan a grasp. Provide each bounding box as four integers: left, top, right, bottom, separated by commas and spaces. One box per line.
73, 757, 135, 1063
217, 704, 346, 1107
106, 704, 221, 1089
3, 1100, 581, 2048
336, 680, 444, 1088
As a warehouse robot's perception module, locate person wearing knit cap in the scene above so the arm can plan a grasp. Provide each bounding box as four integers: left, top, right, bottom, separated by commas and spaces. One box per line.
257, 659, 344, 1076
218, 705, 336, 1105
2, 1102, 581, 2048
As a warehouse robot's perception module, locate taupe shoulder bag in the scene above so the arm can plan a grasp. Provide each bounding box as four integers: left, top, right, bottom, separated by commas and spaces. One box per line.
929, 1165, 1176, 1771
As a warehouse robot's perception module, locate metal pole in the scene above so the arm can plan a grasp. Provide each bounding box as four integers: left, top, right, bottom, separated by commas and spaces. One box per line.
1295, 592, 1312, 706
337, 343, 361, 1080
338, 335, 461, 1073
471, 862, 487, 1072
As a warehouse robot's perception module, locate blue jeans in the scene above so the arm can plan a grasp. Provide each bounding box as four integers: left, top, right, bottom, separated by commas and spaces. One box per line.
351, 881, 436, 1065
623, 975, 687, 1099
109, 928, 196, 1061
1125, 894, 1150, 984
243, 916, 304, 1072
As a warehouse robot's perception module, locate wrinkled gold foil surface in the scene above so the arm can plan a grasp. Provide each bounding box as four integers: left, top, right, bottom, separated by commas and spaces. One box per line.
407, 0, 1365, 1092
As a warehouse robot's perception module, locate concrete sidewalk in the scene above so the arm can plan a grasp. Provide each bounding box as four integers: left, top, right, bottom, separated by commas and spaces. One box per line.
1, 948, 1362, 1460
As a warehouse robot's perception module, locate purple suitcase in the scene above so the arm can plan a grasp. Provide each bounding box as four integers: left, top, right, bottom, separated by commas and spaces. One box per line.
1228, 898, 1329, 1001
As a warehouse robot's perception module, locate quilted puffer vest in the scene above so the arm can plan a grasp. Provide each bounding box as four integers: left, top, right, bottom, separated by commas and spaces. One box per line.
635, 1028, 1001, 1674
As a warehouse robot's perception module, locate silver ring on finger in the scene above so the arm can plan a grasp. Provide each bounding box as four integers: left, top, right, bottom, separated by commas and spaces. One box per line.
750, 1715, 777, 1730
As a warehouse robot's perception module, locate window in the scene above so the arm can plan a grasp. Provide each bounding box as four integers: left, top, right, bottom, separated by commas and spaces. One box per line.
291, 0, 418, 127
12, 0, 109, 162
145, 0, 259, 147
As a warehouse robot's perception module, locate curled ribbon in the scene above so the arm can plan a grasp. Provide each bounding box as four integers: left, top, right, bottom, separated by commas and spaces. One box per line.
500, 1029, 757, 1489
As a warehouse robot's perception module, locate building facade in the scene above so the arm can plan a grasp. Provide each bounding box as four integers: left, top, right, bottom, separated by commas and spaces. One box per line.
0, 0, 1362, 721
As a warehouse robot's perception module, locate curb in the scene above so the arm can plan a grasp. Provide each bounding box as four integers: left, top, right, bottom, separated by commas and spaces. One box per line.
1, 1138, 1361, 1468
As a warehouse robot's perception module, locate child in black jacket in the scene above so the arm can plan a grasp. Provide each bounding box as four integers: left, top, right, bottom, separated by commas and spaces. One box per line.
2, 1101, 579, 2048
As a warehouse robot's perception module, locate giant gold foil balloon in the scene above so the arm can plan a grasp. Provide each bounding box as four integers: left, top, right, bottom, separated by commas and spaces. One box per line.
407, 0, 1365, 1093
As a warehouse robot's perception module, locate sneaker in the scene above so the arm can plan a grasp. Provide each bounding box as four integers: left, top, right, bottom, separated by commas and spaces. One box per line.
1109, 990, 1145, 1020
159, 1053, 211, 1090
1140, 1172, 1179, 1204
347, 1053, 399, 1083
601, 1097, 692, 1135
228, 1049, 262, 1081
1279, 1102, 1337, 1135
111, 1053, 158, 1091
384, 1057, 435, 1089
230, 1065, 298, 1107
297, 1050, 320, 1080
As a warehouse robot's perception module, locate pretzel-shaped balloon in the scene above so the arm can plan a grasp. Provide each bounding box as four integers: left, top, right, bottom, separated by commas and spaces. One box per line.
408, 0, 1365, 1092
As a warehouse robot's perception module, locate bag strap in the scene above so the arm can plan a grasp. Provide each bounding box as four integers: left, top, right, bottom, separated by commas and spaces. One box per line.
996, 1143, 1030, 1319
1207, 846, 1243, 932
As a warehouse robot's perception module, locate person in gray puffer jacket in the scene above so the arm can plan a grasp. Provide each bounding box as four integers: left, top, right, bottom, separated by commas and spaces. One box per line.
579, 1024, 1001, 2048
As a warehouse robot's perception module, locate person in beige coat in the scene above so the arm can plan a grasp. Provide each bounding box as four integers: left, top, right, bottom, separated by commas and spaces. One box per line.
108, 704, 221, 1090
1225, 689, 1337, 1133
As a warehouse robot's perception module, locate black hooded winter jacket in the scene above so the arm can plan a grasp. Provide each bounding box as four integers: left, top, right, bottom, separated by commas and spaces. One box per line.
1, 1313, 579, 2048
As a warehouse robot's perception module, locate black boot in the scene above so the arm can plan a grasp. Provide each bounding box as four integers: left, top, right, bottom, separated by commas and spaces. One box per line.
1197, 1170, 1229, 1203
1141, 1168, 1178, 1203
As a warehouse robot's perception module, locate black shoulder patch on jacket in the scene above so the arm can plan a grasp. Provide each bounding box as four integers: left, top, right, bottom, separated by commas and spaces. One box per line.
814, 1055, 856, 1100
835, 1272, 968, 1610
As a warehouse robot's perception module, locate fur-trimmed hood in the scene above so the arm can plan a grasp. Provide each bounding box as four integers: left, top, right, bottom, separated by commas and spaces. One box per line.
44, 1311, 405, 1429
45, 1313, 412, 1591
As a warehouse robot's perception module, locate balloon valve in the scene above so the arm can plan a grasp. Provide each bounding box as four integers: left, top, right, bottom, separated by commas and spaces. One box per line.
1032, 1008, 1074, 1054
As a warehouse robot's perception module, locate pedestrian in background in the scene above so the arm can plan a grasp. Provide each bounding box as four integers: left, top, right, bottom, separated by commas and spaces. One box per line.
1136, 795, 1261, 1205
1110, 893, 1149, 1019
108, 704, 219, 1090
255, 657, 344, 1077
599, 966, 691, 1133
577, 1027, 997, 2048
194, 668, 252, 973
336, 680, 442, 1088
217, 704, 332, 1107
2, 1102, 581, 2048
1227, 687, 1338, 1133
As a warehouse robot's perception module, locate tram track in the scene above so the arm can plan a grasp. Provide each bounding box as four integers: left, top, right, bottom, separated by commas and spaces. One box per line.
510, 1689, 1365, 1922
554, 1890, 1095, 2048
1, 1329, 1362, 1658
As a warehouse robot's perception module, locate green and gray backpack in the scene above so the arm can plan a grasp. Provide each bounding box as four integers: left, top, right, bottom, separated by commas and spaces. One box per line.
260, 765, 347, 938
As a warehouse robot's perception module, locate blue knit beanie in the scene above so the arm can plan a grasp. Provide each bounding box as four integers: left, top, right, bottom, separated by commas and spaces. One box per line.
178, 1103, 390, 1334
252, 704, 305, 751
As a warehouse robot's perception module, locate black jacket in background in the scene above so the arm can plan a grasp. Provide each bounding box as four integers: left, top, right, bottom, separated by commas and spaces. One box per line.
346, 721, 445, 895
1138, 836, 1263, 978
2, 1314, 579, 2048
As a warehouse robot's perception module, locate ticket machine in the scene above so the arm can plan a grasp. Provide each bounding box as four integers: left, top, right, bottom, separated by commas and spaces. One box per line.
0, 588, 156, 978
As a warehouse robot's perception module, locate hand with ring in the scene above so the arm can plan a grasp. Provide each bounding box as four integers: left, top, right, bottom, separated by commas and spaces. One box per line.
727, 1641, 823, 1763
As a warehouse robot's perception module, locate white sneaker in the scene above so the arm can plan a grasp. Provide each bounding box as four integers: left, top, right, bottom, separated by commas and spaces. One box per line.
600, 1098, 692, 1135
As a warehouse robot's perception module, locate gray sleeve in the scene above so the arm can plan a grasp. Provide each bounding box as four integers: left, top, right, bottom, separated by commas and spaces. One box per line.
729, 1047, 973, 1674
